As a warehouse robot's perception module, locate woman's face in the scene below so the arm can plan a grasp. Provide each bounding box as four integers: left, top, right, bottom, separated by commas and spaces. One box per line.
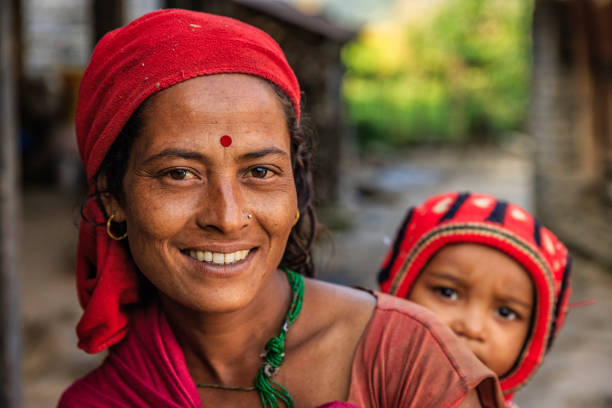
408, 243, 534, 377
111, 74, 298, 313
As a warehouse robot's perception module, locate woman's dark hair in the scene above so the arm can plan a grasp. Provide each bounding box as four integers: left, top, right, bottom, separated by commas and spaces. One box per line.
270, 83, 318, 277
94, 79, 318, 277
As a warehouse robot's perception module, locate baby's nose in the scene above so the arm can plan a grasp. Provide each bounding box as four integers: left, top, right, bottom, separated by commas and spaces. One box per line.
450, 308, 486, 342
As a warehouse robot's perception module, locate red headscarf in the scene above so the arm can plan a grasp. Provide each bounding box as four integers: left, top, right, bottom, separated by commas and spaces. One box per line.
378, 192, 571, 401
75, 9, 301, 353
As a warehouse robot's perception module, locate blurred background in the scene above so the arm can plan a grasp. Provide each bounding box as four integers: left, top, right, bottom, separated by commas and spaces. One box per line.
1, 0, 612, 406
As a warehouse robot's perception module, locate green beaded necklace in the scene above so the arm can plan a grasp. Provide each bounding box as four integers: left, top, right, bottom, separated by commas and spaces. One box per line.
196, 267, 304, 408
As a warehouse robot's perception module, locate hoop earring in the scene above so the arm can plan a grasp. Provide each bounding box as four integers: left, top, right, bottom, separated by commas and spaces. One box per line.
106, 214, 128, 241
293, 209, 300, 226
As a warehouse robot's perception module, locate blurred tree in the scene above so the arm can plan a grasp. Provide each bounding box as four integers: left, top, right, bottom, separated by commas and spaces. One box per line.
342, 0, 533, 149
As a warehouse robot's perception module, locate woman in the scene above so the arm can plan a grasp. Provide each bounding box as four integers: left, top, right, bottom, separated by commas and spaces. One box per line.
59, 9, 504, 408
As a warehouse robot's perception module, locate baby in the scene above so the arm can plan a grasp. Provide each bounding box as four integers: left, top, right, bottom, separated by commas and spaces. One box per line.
378, 192, 572, 407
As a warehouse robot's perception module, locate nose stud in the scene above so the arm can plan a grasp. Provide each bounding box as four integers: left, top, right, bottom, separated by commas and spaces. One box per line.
247, 213, 253, 220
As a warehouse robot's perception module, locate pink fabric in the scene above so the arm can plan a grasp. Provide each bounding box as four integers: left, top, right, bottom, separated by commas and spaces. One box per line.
75, 9, 301, 354
58, 301, 201, 407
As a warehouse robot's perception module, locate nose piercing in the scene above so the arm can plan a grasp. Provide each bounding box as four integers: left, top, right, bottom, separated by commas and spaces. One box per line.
247, 213, 253, 219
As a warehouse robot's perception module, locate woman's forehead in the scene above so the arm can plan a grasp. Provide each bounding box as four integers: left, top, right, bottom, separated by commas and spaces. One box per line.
130, 74, 291, 159
144, 73, 285, 117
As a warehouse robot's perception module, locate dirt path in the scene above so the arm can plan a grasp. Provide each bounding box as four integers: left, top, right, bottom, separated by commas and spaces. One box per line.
21, 144, 612, 407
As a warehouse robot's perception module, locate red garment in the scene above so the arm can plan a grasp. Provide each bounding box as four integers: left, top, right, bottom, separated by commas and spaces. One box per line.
58, 300, 200, 407
58, 294, 504, 407
75, 9, 301, 354
378, 192, 572, 401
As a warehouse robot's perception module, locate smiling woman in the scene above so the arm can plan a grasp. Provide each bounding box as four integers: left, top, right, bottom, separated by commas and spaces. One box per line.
58, 9, 504, 408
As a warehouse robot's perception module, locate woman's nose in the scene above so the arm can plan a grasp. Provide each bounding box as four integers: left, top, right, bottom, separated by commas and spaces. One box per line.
197, 176, 247, 234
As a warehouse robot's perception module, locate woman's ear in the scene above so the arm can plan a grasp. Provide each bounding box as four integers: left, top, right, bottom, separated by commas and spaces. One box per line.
96, 175, 127, 222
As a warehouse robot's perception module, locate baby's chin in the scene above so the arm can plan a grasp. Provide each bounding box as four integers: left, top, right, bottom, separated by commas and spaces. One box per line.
491, 361, 515, 379
470, 347, 520, 379
468, 349, 492, 373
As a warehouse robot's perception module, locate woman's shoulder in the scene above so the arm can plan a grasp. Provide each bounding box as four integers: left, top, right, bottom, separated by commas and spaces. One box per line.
301, 278, 449, 337
300, 278, 377, 344
299, 279, 455, 344
304, 278, 377, 320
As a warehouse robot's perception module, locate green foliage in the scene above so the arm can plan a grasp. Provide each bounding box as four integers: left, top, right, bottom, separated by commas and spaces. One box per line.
342, 0, 533, 149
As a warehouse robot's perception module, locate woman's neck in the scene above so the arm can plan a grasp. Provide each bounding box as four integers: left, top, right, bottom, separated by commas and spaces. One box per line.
160, 268, 291, 386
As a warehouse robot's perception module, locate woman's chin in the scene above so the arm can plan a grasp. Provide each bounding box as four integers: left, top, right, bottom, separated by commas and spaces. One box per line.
175, 287, 260, 314
159, 272, 269, 315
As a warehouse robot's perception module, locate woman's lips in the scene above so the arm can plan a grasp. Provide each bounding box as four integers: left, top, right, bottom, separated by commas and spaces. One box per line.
186, 249, 251, 265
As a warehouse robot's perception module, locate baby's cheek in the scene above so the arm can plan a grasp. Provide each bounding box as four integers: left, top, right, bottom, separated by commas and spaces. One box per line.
495, 323, 528, 371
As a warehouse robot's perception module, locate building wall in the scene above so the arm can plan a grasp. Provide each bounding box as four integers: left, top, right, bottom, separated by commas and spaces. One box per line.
532, 0, 612, 265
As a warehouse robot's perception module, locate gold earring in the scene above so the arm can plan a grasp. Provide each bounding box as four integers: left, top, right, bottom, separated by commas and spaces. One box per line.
106, 214, 128, 241
293, 209, 300, 226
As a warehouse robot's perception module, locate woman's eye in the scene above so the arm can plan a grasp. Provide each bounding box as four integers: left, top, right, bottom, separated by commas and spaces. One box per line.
249, 167, 274, 179
164, 169, 195, 180
497, 307, 518, 321
435, 287, 458, 301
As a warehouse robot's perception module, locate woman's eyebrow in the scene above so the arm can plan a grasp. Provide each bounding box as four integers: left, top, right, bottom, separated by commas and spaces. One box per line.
141, 148, 204, 164
141, 147, 288, 165
239, 147, 288, 160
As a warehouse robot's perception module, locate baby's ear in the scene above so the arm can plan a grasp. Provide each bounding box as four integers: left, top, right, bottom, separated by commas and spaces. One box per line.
96, 175, 127, 222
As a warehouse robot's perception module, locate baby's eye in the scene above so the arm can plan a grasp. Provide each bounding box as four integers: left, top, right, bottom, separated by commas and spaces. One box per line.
435, 287, 458, 301
249, 167, 274, 179
497, 307, 518, 321
164, 168, 196, 181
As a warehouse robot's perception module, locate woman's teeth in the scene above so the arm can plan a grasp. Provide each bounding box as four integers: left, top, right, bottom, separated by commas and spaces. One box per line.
188, 249, 250, 265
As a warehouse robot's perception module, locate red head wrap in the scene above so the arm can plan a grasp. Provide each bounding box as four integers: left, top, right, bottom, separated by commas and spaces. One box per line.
75, 9, 301, 353
378, 192, 571, 401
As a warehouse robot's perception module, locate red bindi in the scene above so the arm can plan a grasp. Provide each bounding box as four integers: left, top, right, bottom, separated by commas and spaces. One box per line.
220, 135, 232, 147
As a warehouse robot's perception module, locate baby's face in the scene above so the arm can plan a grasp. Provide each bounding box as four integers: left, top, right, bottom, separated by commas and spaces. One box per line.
408, 243, 534, 377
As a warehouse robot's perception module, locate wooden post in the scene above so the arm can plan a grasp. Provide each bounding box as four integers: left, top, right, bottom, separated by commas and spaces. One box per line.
0, 0, 21, 406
